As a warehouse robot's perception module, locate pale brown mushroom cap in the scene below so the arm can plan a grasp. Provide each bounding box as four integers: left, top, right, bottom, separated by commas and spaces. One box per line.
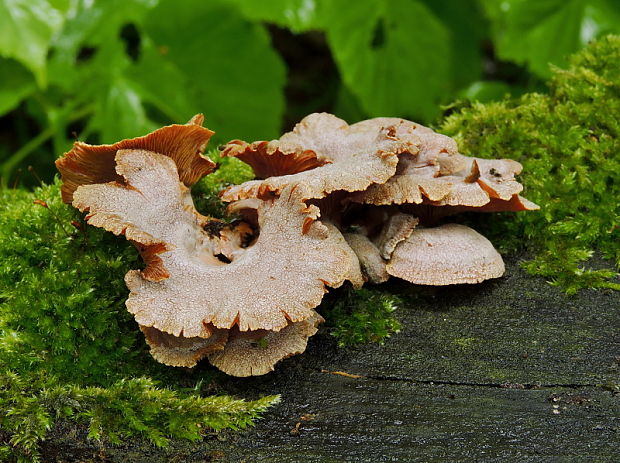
343, 233, 389, 284
73, 149, 359, 336
72, 148, 211, 282
222, 140, 329, 179
127, 204, 361, 334
140, 325, 229, 368
208, 311, 324, 377
348, 120, 538, 212
386, 224, 505, 285
352, 153, 537, 210
220, 113, 417, 202
56, 114, 215, 204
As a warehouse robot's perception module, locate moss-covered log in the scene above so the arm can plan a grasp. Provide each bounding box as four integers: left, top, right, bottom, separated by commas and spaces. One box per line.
38, 255, 620, 462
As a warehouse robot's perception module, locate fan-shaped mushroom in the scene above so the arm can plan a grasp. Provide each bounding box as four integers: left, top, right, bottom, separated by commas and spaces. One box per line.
386, 223, 505, 285
208, 311, 324, 377
73, 148, 359, 337
58, 112, 540, 377
347, 119, 538, 213
343, 233, 389, 284
220, 113, 419, 202
56, 114, 215, 204
374, 212, 419, 260
140, 325, 229, 368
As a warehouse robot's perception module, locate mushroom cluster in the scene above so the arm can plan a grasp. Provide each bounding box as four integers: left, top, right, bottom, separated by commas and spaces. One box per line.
56, 113, 537, 377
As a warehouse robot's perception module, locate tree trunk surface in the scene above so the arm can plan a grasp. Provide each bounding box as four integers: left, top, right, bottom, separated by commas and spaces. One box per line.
41, 255, 620, 462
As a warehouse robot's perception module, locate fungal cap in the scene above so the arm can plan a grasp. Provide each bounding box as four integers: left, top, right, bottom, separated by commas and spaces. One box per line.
73, 149, 359, 335
374, 213, 419, 259
140, 325, 229, 368
56, 114, 215, 203
220, 113, 417, 202
386, 223, 505, 285
348, 121, 538, 212
222, 140, 329, 179
208, 311, 324, 377
343, 233, 389, 284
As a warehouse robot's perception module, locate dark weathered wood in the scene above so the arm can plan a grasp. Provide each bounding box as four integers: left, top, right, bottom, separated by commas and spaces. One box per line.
41, 255, 620, 462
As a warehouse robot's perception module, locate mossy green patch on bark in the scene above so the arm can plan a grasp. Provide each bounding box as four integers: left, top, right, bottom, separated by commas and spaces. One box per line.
0, 181, 277, 463
441, 35, 620, 294
321, 287, 402, 347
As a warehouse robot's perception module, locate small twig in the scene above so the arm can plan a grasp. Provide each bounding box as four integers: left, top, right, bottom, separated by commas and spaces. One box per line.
33, 199, 71, 238
11, 168, 22, 189
320, 369, 365, 379
27, 166, 44, 185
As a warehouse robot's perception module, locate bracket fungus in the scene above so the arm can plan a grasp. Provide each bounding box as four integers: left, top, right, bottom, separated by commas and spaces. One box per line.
220, 113, 418, 202
386, 223, 505, 285
58, 112, 538, 376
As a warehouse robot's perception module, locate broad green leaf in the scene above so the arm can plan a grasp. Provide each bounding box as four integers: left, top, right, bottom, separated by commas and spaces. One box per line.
421, 0, 487, 89
45, 0, 157, 145
0, 0, 65, 86
581, 0, 620, 42
223, 0, 320, 32
89, 76, 156, 142
333, 84, 366, 124
0, 59, 36, 115
491, 0, 584, 78
485, 0, 620, 78
84, 41, 155, 142
321, 0, 451, 122
50, 0, 154, 79
459, 80, 515, 103
142, 0, 286, 142
125, 44, 195, 124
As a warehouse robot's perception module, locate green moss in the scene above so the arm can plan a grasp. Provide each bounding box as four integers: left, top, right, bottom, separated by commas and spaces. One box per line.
322, 287, 402, 347
191, 149, 255, 218
0, 180, 277, 462
441, 35, 620, 294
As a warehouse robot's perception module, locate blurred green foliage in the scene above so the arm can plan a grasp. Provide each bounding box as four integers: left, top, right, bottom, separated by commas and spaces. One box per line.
2, 0, 620, 186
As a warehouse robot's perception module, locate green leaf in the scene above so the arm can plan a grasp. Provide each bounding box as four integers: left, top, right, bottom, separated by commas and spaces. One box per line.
0, 0, 65, 86
0, 59, 36, 115
223, 0, 320, 32
459, 80, 515, 103
321, 0, 451, 122
48, 0, 154, 91
141, 0, 286, 141
89, 76, 156, 143
421, 0, 487, 89
81, 40, 155, 142
125, 44, 195, 124
581, 0, 620, 41
485, 0, 620, 78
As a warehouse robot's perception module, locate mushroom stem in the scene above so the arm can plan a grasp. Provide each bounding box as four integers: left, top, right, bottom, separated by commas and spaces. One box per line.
343, 233, 389, 285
